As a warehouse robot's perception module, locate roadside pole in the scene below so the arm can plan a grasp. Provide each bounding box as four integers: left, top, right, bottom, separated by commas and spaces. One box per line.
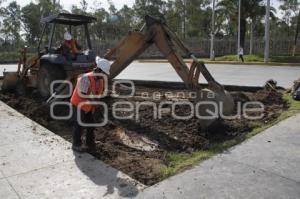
264, 0, 270, 63
210, 0, 216, 61
237, 0, 241, 61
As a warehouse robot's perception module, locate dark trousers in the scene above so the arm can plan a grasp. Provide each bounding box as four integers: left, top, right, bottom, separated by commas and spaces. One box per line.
239, 55, 244, 62
72, 106, 95, 147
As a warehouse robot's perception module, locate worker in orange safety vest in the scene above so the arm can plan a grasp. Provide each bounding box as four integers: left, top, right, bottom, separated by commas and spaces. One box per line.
62, 32, 81, 60
71, 57, 111, 152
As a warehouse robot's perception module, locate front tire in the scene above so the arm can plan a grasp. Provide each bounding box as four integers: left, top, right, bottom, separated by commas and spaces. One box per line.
37, 64, 65, 98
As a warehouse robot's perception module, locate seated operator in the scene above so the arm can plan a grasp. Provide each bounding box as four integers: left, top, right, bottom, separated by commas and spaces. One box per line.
62, 32, 82, 60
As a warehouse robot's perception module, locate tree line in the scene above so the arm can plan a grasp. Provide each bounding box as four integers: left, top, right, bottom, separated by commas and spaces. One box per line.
0, 0, 299, 54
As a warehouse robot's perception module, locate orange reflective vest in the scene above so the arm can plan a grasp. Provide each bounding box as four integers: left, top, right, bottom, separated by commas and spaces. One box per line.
64, 39, 79, 54
71, 72, 104, 113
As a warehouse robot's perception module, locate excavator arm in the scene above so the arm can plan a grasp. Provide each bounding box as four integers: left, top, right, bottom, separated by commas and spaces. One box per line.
104, 15, 234, 121
104, 15, 223, 93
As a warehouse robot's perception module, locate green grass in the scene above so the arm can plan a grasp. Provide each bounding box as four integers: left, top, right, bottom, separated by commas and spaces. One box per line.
148, 54, 300, 65
161, 93, 300, 179
213, 54, 300, 64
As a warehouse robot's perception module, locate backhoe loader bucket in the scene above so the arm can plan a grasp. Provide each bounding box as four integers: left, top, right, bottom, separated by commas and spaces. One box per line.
2, 71, 27, 96
189, 60, 234, 128
2, 72, 20, 91
196, 89, 234, 128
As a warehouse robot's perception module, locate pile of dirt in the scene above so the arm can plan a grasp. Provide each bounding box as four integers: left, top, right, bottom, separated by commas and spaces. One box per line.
252, 90, 285, 106
0, 87, 288, 185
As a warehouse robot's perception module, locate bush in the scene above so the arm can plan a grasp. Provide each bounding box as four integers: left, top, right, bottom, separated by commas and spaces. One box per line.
0, 52, 35, 63
215, 54, 300, 63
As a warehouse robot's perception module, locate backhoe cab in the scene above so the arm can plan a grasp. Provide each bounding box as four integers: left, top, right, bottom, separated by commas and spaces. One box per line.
37, 13, 97, 97
2, 13, 97, 97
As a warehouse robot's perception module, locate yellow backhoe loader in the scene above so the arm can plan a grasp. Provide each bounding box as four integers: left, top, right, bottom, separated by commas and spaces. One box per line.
2, 14, 234, 127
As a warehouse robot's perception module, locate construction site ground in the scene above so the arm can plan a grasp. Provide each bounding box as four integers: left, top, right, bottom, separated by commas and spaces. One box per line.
0, 83, 290, 185
0, 63, 300, 198
0, 92, 299, 198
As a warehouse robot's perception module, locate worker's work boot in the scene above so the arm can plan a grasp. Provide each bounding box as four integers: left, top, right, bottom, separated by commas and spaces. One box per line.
86, 130, 96, 151
86, 140, 96, 151
72, 145, 87, 153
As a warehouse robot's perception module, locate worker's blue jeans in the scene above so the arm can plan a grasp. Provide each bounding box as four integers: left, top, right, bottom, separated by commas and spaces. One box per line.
72, 106, 95, 147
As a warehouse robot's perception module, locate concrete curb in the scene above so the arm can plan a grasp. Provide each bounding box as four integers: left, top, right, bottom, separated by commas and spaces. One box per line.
138, 59, 300, 67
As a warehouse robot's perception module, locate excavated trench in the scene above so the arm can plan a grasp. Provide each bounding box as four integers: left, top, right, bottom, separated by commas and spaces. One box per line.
0, 82, 288, 185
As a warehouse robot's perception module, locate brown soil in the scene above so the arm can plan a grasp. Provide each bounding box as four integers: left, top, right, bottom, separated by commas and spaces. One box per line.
0, 86, 288, 185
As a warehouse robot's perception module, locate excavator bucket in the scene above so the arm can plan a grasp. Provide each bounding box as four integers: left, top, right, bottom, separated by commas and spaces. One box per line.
1, 47, 40, 94
1, 71, 20, 91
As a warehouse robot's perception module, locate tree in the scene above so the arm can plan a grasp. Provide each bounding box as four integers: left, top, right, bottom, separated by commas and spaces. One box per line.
216, 0, 238, 38
279, 0, 299, 37
164, 0, 184, 37
39, 0, 59, 17
117, 5, 135, 37
21, 0, 62, 45
216, 0, 271, 50
293, 10, 300, 55
107, 0, 117, 14
279, 0, 300, 55
90, 7, 109, 40
164, 0, 210, 39
185, 0, 211, 38
163, 0, 187, 38
133, 0, 167, 25
0, 0, 5, 16
0, 1, 21, 45
71, 0, 88, 15
21, 3, 42, 44
247, 1, 267, 54
88, 1, 125, 41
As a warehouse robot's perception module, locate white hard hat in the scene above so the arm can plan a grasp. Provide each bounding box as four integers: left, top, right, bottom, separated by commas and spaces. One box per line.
96, 56, 111, 75
64, 32, 72, 41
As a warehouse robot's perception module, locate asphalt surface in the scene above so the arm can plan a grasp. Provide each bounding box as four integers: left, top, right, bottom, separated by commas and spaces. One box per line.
1, 62, 300, 88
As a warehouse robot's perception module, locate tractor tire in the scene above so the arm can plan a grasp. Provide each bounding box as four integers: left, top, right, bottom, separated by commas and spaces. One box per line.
37, 64, 65, 98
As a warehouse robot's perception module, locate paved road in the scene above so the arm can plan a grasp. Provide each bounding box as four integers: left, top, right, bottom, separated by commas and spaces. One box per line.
1, 62, 300, 88
136, 114, 300, 198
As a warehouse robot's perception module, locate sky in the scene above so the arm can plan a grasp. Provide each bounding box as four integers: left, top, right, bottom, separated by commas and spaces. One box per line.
2, 0, 136, 10
1, 0, 284, 17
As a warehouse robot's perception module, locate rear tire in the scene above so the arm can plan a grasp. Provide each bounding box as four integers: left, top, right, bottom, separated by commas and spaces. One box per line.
37, 64, 65, 98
